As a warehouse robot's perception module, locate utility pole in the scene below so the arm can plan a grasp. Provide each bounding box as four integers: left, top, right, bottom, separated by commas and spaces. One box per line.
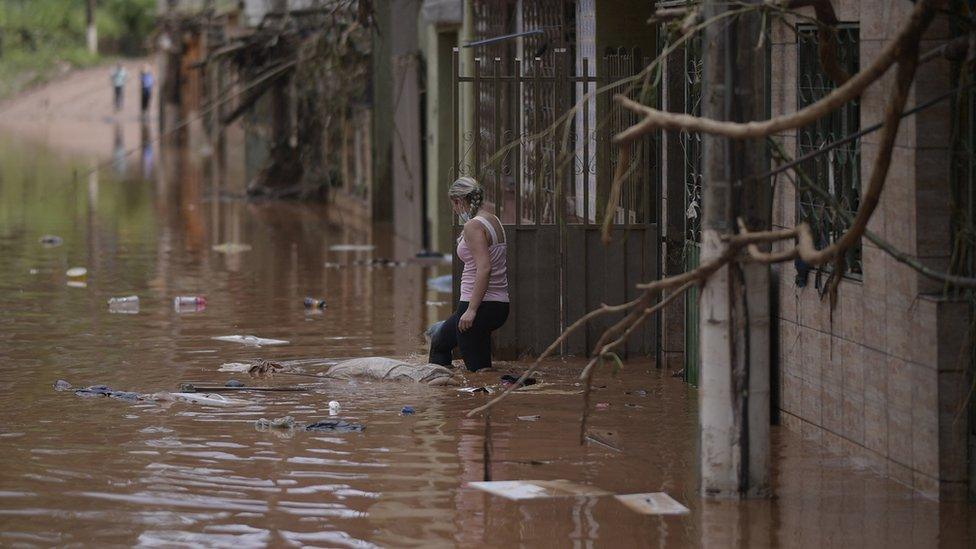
85, 0, 98, 55
699, 0, 770, 498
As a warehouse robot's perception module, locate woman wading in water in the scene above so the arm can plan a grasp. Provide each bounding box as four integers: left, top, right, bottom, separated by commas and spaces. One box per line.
429, 177, 509, 371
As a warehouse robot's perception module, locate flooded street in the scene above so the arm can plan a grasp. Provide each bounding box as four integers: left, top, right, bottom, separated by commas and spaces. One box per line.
0, 134, 974, 548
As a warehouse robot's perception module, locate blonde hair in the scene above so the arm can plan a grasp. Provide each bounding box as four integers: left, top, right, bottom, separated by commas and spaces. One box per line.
448, 176, 484, 220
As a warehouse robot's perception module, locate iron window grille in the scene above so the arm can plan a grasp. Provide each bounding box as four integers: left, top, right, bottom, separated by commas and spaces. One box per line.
796, 24, 862, 278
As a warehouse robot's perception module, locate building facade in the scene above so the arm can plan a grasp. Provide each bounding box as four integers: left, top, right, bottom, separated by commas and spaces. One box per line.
656, 0, 974, 500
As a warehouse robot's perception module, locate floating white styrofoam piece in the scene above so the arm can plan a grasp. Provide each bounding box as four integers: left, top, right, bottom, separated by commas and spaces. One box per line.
329, 244, 375, 252
468, 480, 612, 500
212, 335, 289, 347
218, 362, 251, 372
167, 392, 251, 406
211, 242, 252, 254
66, 267, 88, 278
614, 493, 689, 515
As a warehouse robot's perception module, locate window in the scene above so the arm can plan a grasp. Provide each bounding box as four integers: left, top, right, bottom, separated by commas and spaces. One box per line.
796, 24, 861, 277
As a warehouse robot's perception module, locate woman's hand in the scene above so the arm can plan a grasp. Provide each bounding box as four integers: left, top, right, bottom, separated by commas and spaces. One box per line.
458, 308, 477, 332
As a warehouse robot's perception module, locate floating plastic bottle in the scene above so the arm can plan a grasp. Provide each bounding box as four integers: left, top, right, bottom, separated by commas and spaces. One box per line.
304, 297, 327, 309
328, 400, 341, 415
108, 295, 139, 314
174, 296, 207, 313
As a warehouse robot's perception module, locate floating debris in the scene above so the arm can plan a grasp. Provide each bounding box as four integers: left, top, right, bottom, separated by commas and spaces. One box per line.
400, 406, 415, 416
212, 335, 289, 347
212, 242, 252, 254
459, 386, 494, 394
427, 274, 453, 293
614, 493, 689, 515
225, 379, 245, 388
255, 416, 295, 430
595, 402, 610, 410
66, 280, 87, 288
108, 295, 140, 314
517, 415, 541, 422
328, 400, 341, 415
303, 297, 327, 309
39, 235, 63, 247
585, 430, 621, 452
501, 374, 537, 388
66, 267, 87, 278
53, 380, 73, 391
305, 420, 365, 432
329, 244, 375, 252
248, 359, 285, 377
468, 480, 612, 500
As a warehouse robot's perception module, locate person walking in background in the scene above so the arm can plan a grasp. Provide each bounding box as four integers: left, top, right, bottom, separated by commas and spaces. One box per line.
110, 63, 128, 112
139, 64, 153, 118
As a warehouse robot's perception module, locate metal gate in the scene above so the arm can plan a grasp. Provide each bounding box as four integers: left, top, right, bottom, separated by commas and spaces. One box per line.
452, 47, 660, 359
681, 32, 704, 385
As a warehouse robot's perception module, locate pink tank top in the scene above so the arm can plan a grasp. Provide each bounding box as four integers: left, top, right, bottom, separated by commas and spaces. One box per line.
458, 216, 509, 302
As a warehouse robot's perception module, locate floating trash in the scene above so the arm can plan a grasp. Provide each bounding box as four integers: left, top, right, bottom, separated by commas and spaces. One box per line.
324, 262, 342, 269
614, 493, 689, 515
400, 406, 415, 416
66, 267, 87, 278
39, 235, 63, 247
212, 242, 252, 254
595, 402, 610, 410
66, 280, 87, 288
458, 386, 494, 394
305, 420, 365, 432
53, 380, 73, 391
517, 415, 541, 422
468, 480, 612, 500
427, 274, 453, 293
212, 335, 289, 347
28, 268, 39, 275
225, 379, 245, 388
501, 375, 537, 388
304, 297, 327, 309
107, 295, 139, 314
255, 416, 295, 430
329, 244, 375, 252
585, 430, 622, 452
328, 400, 341, 415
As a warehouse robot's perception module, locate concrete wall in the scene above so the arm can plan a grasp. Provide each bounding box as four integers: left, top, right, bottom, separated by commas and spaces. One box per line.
420, 1, 462, 254
769, 1, 971, 500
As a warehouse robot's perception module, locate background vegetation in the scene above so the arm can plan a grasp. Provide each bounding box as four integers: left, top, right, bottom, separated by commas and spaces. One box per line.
0, 0, 156, 100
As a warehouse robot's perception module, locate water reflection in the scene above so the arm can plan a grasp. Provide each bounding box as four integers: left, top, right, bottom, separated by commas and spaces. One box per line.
0, 134, 974, 547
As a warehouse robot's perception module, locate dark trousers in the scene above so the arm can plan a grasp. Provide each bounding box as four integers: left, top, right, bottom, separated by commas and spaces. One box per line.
429, 301, 509, 372
113, 86, 123, 111
141, 87, 151, 113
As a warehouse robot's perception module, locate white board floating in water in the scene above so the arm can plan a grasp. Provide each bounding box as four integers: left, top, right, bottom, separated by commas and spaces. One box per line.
212, 335, 289, 347
329, 244, 375, 252
468, 480, 611, 500
614, 493, 689, 515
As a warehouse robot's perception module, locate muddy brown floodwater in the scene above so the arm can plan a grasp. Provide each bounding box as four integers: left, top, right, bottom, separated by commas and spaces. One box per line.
1, 133, 975, 548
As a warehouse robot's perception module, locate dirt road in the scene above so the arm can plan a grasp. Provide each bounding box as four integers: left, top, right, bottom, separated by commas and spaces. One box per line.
0, 59, 155, 161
